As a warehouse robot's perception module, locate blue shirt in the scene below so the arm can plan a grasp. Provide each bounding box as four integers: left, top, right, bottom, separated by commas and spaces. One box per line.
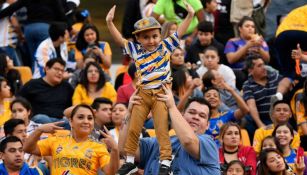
206, 111, 236, 146
139, 135, 220, 175
0, 162, 41, 175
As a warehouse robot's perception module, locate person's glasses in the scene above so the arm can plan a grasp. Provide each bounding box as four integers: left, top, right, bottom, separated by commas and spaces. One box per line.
52, 67, 65, 73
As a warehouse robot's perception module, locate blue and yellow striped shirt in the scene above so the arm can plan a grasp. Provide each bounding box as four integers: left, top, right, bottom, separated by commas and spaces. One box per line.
123, 32, 180, 89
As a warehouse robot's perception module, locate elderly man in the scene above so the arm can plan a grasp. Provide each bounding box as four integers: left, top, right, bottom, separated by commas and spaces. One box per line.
117, 86, 220, 175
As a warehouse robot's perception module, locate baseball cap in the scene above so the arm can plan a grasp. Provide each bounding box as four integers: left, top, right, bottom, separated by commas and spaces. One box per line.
132, 17, 161, 35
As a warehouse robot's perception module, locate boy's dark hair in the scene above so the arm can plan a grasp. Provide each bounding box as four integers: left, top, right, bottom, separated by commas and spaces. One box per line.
0, 136, 22, 153
91, 97, 113, 110
245, 54, 263, 70
201, 0, 213, 8
272, 100, 290, 110
203, 45, 219, 54
238, 16, 254, 29
197, 21, 214, 33
45, 58, 66, 68
4, 119, 25, 136
128, 63, 137, 80
49, 22, 67, 41
184, 97, 212, 120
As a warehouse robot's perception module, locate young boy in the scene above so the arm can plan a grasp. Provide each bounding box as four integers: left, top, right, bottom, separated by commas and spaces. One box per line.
106, 3, 195, 175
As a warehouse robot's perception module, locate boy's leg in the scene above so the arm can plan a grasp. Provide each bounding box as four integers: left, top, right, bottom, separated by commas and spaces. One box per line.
124, 89, 151, 156
151, 88, 172, 161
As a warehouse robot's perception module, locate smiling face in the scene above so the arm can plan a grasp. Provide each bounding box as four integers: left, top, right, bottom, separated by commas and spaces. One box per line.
266, 151, 286, 173
183, 101, 210, 134
136, 29, 161, 52
274, 125, 293, 147
204, 88, 220, 109
45, 62, 65, 85
271, 103, 291, 124
70, 107, 94, 136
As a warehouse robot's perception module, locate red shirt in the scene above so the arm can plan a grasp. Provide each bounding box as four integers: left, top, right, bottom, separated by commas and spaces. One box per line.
116, 83, 136, 103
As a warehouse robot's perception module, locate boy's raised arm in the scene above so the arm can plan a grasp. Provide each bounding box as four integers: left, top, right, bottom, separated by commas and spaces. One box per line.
177, 2, 195, 39
106, 5, 125, 48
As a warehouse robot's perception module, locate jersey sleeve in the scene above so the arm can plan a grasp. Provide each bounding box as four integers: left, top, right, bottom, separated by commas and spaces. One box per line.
162, 32, 180, 53
123, 40, 137, 60
103, 42, 112, 55
37, 136, 57, 156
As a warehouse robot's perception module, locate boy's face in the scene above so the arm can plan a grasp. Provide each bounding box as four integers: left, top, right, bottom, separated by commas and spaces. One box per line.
197, 31, 213, 46
206, 0, 217, 13
136, 29, 161, 52
95, 103, 112, 125
11, 124, 27, 143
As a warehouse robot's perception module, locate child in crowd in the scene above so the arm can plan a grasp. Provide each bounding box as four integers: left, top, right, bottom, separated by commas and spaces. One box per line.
225, 160, 246, 175
261, 136, 277, 152
106, 2, 195, 174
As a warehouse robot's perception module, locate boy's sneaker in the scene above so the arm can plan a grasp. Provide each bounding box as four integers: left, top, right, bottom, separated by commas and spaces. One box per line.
117, 162, 138, 175
158, 164, 171, 175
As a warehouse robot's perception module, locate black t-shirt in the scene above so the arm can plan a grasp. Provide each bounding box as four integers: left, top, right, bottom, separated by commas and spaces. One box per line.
17, 78, 73, 118
185, 39, 227, 65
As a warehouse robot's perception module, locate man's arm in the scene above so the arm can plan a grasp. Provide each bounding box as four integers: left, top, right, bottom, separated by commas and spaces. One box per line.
246, 99, 265, 128
106, 5, 125, 48
157, 85, 200, 160
177, 2, 195, 39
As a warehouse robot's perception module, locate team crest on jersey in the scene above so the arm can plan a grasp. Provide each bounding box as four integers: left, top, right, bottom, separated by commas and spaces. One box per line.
56, 145, 63, 154
84, 148, 93, 159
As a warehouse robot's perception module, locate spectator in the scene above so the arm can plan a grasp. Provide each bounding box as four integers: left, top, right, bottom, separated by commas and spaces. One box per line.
0, 53, 22, 96
197, 46, 236, 88
90, 97, 113, 140
121, 0, 142, 40
0, 136, 42, 175
70, 9, 91, 42
0, 77, 12, 126
23, 104, 119, 175
185, 21, 225, 66
75, 24, 112, 75
257, 148, 304, 175
72, 62, 117, 105
261, 136, 277, 152
10, 97, 41, 135
3, 118, 26, 143
118, 88, 220, 174
201, 0, 217, 25
203, 86, 249, 145
224, 160, 246, 175
116, 63, 137, 104
224, 16, 270, 70
253, 100, 300, 154
152, 0, 205, 35
110, 103, 128, 143
161, 22, 177, 39
171, 68, 202, 111
0, 0, 23, 66
18, 59, 73, 128
202, 70, 240, 111
272, 123, 307, 174
34, 22, 76, 79
0, 0, 67, 67
219, 122, 257, 175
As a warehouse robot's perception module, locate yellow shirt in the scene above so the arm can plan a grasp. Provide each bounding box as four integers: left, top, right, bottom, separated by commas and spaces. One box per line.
37, 135, 110, 175
276, 5, 307, 36
72, 82, 117, 105
0, 99, 11, 126
253, 124, 300, 154
290, 88, 307, 135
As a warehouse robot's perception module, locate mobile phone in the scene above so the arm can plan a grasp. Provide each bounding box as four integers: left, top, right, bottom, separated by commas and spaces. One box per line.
88, 44, 96, 49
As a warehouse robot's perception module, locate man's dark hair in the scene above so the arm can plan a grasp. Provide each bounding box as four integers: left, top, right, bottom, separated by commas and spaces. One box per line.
128, 63, 137, 80
184, 97, 212, 120
4, 119, 25, 136
238, 16, 254, 29
272, 100, 290, 110
197, 21, 214, 33
49, 22, 67, 41
245, 54, 263, 70
45, 58, 66, 68
201, 0, 213, 8
91, 97, 113, 110
0, 136, 22, 153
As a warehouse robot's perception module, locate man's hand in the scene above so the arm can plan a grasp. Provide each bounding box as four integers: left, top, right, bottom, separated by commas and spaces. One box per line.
100, 126, 118, 151
127, 89, 142, 114
106, 5, 116, 23
37, 121, 64, 134
157, 84, 176, 109
292, 43, 303, 60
